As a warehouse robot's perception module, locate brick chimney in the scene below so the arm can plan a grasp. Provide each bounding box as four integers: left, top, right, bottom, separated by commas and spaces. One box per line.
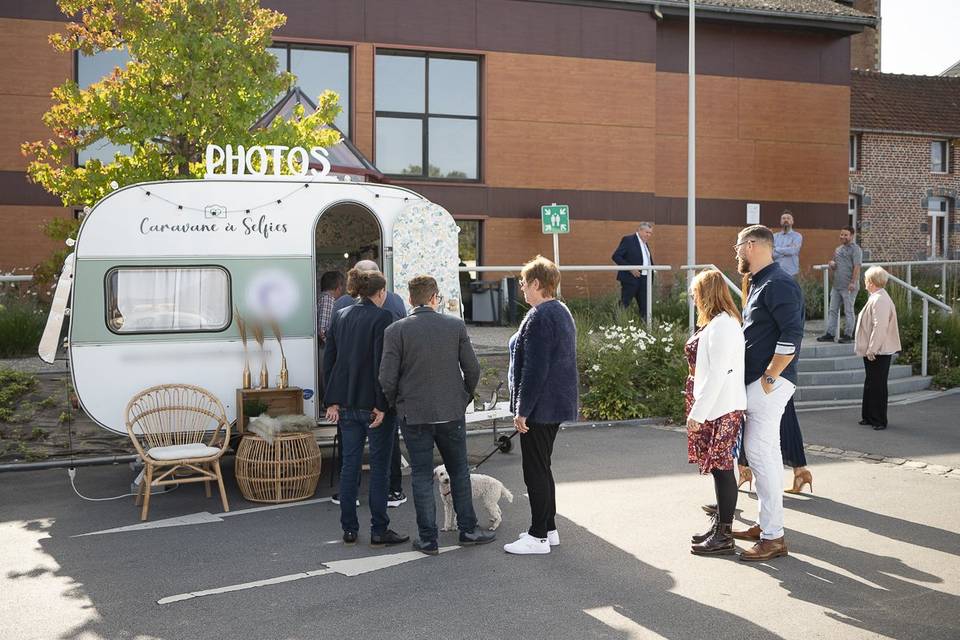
849, 0, 881, 71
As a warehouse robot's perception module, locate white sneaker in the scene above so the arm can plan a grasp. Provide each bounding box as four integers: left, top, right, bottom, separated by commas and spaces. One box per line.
504, 534, 550, 555
519, 530, 560, 546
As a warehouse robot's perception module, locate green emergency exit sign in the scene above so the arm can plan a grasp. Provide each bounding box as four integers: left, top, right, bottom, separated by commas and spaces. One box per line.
541, 204, 570, 234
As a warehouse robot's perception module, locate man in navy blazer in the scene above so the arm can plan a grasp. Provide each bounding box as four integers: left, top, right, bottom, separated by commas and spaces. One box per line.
612, 222, 655, 317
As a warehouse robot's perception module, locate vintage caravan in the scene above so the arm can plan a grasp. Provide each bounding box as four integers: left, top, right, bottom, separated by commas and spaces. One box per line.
39, 172, 463, 436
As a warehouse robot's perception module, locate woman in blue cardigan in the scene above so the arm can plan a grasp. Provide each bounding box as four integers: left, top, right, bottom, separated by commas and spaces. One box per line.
504, 256, 579, 555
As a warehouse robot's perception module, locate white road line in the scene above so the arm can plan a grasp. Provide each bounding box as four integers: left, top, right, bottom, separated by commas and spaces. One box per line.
157, 546, 459, 605
74, 497, 334, 537
157, 569, 333, 604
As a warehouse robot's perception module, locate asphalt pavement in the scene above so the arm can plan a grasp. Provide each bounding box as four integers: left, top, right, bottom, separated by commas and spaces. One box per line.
2, 406, 959, 640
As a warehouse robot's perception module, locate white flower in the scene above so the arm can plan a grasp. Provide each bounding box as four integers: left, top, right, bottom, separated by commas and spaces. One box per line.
591, 364, 601, 372
664, 347, 671, 353
935, 329, 942, 335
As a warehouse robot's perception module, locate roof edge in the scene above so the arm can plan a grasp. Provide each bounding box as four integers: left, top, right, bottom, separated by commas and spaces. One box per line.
521, 0, 877, 31
852, 127, 960, 140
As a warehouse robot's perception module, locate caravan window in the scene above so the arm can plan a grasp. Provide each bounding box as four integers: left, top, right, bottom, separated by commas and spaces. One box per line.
105, 267, 231, 334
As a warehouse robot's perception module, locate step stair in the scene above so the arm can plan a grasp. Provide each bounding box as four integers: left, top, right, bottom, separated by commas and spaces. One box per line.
795, 340, 931, 405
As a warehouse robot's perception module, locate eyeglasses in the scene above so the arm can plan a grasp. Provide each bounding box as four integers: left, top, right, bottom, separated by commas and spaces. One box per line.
435, 293, 444, 306
733, 239, 755, 249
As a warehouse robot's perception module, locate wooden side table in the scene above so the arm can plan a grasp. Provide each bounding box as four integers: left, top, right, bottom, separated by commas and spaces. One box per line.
235, 387, 304, 434
235, 432, 321, 503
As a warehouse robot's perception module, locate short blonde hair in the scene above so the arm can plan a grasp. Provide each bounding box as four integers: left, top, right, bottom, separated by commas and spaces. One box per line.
864, 265, 889, 288
520, 255, 560, 297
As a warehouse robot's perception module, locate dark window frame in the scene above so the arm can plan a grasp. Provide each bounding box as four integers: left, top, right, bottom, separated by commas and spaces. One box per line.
930, 139, 950, 174
104, 265, 233, 335
270, 42, 353, 138
375, 49, 482, 182
849, 134, 859, 171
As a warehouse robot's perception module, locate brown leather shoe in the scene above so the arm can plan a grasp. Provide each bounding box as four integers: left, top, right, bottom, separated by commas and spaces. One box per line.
739, 536, 788, 562
732, 524, 761, 541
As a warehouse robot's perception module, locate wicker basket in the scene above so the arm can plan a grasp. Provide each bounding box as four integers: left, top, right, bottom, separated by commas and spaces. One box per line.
235, 432, 321, 503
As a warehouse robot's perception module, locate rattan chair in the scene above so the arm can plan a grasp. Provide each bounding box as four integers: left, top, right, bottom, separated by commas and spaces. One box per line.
125, 384, 231, 521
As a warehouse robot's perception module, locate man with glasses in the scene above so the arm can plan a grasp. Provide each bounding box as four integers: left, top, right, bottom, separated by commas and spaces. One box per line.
732, 226, 804, 562
379, 275, 495, 554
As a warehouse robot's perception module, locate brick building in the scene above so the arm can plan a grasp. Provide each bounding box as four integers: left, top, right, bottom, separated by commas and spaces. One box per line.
849, 70, 960, 261
2, 0, 875, 291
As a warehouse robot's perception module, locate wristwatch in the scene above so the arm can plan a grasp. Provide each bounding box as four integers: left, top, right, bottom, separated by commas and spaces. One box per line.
764, 374, 776, 385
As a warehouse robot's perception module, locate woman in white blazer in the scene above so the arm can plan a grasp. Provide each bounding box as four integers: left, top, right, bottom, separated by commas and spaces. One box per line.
685, 269, 747, 556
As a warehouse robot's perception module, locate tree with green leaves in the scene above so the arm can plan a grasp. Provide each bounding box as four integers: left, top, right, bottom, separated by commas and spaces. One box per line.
22, 0, 341, 279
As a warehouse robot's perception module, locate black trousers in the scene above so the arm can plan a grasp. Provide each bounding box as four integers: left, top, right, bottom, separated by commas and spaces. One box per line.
619, 278, 648, 317
520, 421, 560, 539
862, 355, 892, 427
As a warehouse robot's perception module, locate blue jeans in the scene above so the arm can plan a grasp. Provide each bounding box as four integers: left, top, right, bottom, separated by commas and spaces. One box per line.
400, 418, 477, 542
339, 409, 396, 536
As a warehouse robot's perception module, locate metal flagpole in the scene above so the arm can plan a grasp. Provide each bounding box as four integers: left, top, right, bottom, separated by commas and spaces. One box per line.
687, 0, 697, 332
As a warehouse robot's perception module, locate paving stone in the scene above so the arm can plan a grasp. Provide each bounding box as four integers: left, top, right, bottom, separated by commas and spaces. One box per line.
883, 457, 907, 465
823, 447, 844, 454
903, 460, 928, 469
805, 444, 826, 452
842, 450, 866, 458
863, 453, 885, 461
947, 470, 960, 480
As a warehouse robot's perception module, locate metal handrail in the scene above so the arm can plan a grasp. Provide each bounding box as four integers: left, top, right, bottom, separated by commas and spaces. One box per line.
458, 264, 672, 327
680, 264, 742, 332
0, 275, 33, 283
813, 263, 954, 377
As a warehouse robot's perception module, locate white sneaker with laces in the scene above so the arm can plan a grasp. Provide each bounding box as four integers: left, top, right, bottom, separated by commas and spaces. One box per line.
504, 534, 550, 555
519, 530, 560, 546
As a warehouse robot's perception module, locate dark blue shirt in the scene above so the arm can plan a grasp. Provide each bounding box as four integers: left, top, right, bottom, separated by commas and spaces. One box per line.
742, 262, 805, 385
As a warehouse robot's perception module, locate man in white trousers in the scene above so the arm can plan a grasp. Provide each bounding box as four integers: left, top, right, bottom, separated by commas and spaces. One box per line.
733, 225, 805, 561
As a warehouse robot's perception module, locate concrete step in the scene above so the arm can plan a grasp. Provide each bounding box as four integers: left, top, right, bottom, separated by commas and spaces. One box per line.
797, 364, 913, 386
794, 375, 932, 402
795, 388, 950, 410
798, 342, 856, 359
799, 355, 867, 372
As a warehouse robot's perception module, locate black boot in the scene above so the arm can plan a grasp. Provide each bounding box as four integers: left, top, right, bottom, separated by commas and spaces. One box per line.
691, 521, 735, 555
691, 514, 717, 544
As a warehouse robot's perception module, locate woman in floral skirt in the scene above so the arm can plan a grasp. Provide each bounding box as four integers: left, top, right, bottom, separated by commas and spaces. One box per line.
685, 269, 747, 555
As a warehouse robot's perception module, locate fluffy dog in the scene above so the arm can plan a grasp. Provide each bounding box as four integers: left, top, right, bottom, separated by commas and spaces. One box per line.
434, 464, 513, 531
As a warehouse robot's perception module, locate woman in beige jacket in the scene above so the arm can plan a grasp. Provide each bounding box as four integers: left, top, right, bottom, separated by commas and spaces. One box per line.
854, 266, 902, 430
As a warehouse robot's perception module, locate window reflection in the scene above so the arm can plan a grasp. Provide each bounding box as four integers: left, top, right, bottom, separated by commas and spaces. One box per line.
375, 51, 480, 181
77, 48, 133, 166
376, 117, 423, 175
273, 44, 351, 136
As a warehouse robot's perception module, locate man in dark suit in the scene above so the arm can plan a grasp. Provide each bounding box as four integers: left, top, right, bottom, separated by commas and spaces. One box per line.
379, 275, 495, 555
612, 222, 655, 317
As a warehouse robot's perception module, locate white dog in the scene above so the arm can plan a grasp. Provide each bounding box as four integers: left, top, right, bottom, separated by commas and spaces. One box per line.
435, 465, 514, 531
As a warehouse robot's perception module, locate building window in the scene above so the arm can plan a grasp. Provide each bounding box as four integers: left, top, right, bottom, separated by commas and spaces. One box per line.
269, 44, 350, 136
76, 49, 133, 165
849, 134, 859, 171
931, 140, 949, 173
457, 219, 482, 270
848, 195, 859, 231
105, 266, 231, 334
375, 51, 480, 180
928, 197, 950, 258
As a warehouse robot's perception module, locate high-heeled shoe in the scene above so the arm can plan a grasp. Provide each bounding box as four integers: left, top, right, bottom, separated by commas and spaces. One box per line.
737, 465, 753, 491
785, 467, 813, 494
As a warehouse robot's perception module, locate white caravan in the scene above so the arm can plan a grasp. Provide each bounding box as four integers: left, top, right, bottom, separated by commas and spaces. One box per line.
39, 176, 463, 436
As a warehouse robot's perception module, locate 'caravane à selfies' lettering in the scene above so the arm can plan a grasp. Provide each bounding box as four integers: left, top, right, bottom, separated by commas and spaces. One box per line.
139, 214, 288, 238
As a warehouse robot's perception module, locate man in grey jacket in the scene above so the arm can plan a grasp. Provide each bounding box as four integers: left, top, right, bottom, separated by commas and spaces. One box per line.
379, 275, 495, 554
